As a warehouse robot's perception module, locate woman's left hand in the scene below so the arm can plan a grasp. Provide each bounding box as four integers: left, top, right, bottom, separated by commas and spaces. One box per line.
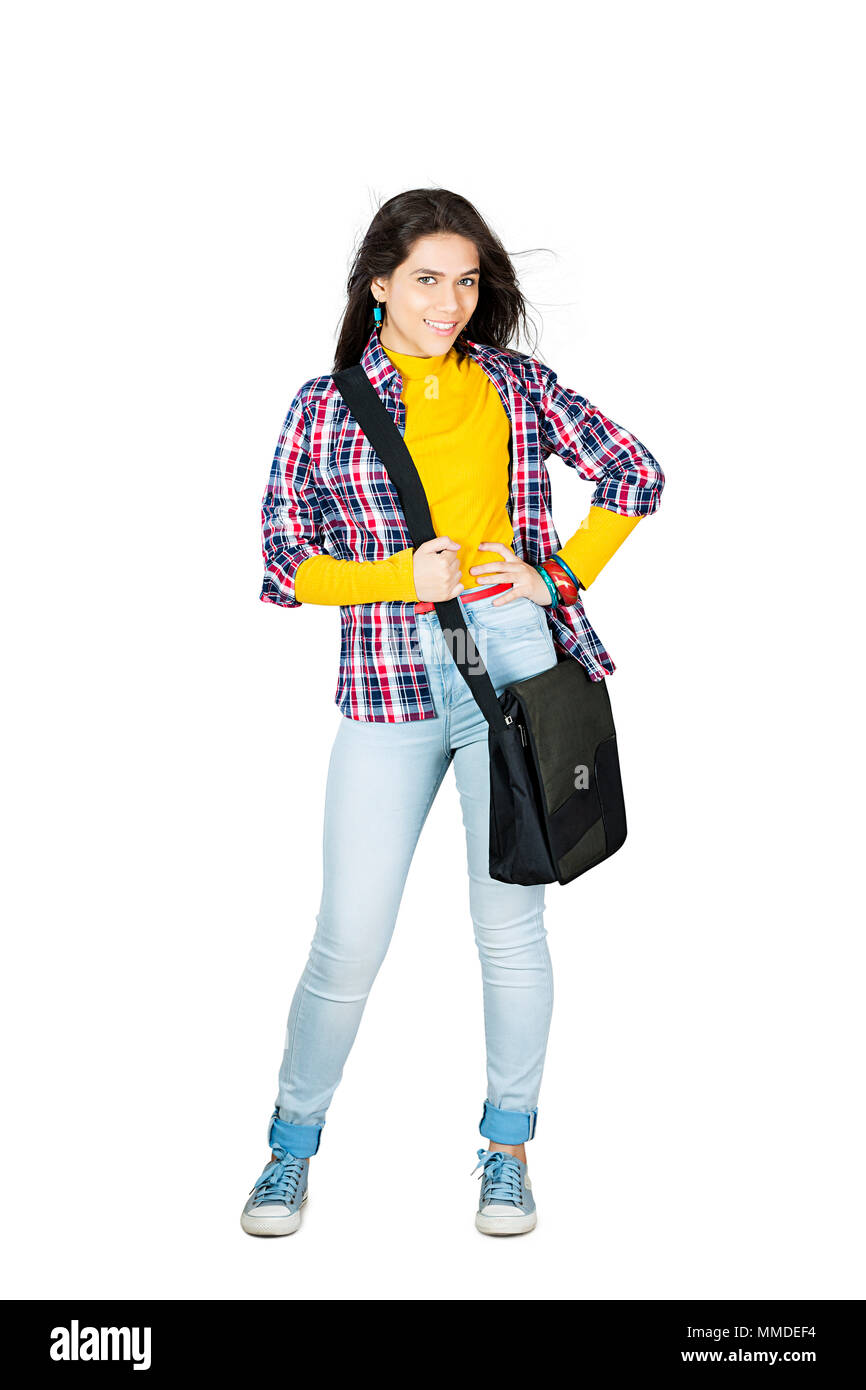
469, 542, 553, 606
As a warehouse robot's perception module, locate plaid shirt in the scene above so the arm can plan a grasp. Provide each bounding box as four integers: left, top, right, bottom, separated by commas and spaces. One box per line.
260, 327, 664, 722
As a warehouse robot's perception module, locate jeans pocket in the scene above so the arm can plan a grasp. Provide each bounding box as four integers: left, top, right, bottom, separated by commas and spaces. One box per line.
468, 595, 544, 635
534, 602, 557, 650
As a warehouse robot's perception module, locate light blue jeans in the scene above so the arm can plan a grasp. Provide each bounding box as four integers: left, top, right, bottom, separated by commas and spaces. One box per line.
270, 588, 560, 1158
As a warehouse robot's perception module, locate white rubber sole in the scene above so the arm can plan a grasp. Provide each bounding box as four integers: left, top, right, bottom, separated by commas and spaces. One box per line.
475, 1207, 537, 1236
241, 1188, 308, 1237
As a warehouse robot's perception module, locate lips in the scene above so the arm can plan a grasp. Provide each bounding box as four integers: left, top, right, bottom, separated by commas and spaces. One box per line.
424, 319, 458, 334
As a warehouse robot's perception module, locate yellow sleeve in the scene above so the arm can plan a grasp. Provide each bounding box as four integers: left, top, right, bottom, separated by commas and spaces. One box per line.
554, 506, 642, 589
294, 546, 418, 605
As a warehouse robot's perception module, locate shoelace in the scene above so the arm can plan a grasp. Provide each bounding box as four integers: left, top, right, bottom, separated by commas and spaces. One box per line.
471, 1148, 524, 1207
249, 1145, 305, 1207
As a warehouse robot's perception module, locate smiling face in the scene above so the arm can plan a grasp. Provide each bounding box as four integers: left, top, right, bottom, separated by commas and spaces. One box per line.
371, 233, 481, 357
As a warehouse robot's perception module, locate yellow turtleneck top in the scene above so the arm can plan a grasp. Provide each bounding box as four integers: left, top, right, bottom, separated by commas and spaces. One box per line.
294, 343, 640, 605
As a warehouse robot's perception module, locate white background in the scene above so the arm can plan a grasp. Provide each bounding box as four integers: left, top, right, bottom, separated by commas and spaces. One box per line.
3, 0, 863, 1301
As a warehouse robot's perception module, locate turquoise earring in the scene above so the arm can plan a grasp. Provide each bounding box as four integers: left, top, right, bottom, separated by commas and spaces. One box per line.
373, 299, 383, 326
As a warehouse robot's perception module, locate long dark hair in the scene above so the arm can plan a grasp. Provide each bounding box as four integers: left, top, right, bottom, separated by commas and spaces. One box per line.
332, 187, 548, 373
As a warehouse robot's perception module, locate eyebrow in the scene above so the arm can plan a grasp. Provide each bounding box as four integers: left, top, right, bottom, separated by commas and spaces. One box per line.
409, 266, 480, 276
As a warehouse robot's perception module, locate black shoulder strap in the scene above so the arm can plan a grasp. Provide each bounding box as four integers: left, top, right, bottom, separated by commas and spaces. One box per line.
331, 364, 507, 733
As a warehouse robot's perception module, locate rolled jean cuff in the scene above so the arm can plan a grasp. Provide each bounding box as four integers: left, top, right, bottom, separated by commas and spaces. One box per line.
479, 1100, 538, 1144
268, 1108, 323, 1158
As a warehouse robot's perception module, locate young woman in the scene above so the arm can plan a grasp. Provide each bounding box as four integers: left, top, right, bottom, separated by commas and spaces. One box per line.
243, 188, 664, 1238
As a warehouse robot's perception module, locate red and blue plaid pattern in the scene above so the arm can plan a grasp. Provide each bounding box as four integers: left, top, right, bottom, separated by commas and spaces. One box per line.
261, 327, 664, 722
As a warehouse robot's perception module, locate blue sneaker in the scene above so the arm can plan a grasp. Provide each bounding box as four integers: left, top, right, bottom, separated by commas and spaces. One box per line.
240, 1145, 309, 1237
472, 1148, 537, 1235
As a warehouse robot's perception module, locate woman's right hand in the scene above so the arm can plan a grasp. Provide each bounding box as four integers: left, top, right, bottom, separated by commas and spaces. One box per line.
412, 536, 464, 602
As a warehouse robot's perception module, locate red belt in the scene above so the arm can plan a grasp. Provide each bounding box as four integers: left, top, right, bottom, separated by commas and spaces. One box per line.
414, 582, 513, 615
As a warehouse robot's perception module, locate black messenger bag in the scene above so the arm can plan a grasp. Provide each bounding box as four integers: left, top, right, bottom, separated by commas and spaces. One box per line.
332, 363, 628, 887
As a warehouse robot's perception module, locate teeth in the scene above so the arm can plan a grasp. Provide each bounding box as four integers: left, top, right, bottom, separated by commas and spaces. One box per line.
425, 319, 456, 330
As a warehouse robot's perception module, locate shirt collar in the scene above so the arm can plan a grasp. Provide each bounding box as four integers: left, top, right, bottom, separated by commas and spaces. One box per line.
358, 326, 495, 398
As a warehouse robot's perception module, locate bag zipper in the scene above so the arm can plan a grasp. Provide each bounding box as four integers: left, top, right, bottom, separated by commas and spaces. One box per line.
503, 713, 527, 746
